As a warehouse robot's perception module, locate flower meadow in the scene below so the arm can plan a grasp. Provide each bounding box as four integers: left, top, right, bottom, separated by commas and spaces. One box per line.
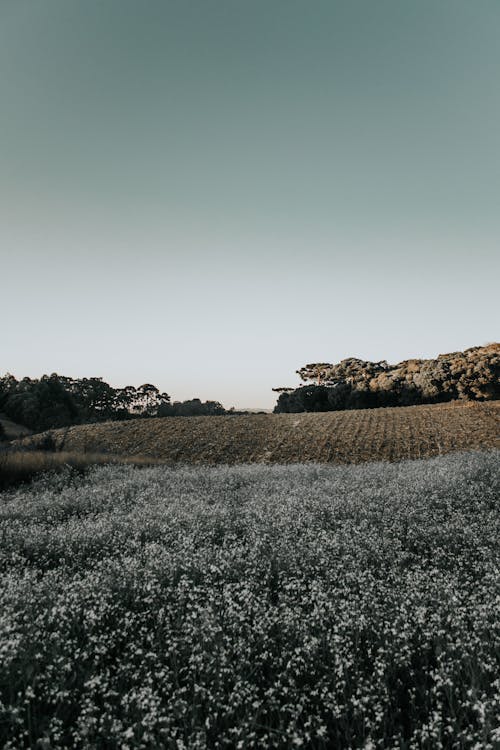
0, 451, 499, 749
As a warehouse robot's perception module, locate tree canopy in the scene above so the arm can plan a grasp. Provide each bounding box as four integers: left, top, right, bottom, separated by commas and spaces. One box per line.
274, 344, 500, 413
0, 373, 234, 433
0, 374, 170, 433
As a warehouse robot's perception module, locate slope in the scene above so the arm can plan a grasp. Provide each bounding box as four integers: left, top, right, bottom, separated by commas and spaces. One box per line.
15, 400, 500, 465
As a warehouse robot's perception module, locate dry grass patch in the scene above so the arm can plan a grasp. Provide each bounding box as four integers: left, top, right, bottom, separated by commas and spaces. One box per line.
0, 450, 161, 489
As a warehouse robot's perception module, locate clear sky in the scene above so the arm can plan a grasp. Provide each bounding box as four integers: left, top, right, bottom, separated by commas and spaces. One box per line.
2, 1, 499, 408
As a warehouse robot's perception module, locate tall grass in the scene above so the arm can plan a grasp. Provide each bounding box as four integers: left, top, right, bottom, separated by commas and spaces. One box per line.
0, 451, 499, 748
0, 449, 161, 489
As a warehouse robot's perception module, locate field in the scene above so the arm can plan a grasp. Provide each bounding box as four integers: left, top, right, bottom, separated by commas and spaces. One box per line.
15, 400, 500, 465
1, 450, 499, 748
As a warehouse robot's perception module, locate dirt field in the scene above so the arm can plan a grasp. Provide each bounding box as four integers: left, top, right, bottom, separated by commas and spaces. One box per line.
16, 400, 500, 464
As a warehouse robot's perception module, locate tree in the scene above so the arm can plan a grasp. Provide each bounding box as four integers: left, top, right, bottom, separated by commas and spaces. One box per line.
274, 344, 500, 413
158, 398, 226, 417
67, 377, 119, 421
296, 363, 334, 385
131, 384, 170, 417
0, 372, 172, 430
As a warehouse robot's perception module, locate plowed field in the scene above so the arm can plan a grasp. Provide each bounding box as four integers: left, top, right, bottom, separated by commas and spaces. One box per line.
18, 400, 499, 464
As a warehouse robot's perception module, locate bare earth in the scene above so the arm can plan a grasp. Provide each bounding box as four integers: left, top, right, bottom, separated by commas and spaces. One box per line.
17, 400, 500, 464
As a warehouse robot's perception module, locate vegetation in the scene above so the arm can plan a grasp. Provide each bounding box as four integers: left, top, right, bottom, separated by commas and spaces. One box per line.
0, 374, 230, 433
0, 414, 32, 441
0, 451, 498, 748
0, 374, 170, 432
16, 400, 500, 465
274, 344, 500, 413
159, 398, 227, 418
0, 448, 160, 490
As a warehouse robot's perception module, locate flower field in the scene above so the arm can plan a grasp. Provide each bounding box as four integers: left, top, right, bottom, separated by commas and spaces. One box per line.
0, 451, 499, 748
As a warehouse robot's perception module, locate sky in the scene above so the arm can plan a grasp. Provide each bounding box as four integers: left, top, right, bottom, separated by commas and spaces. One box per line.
1, 0, 499, 408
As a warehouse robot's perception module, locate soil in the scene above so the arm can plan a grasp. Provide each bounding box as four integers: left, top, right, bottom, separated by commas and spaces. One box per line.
15, 400, 500, 465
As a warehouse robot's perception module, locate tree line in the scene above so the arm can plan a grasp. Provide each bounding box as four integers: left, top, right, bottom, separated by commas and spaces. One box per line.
0, 374, 229, 433
274, 344, 500, 413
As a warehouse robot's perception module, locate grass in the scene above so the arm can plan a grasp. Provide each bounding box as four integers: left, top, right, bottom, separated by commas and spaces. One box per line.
0, 449, 161, 490
0, 450, 499, 748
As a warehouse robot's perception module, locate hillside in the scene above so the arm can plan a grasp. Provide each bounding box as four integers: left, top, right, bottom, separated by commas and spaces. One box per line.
0, 413, 32, 440
17, 400, 500, 464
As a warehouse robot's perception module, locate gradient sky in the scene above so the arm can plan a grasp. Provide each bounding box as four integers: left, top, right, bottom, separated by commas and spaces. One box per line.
2, 1, 499, 408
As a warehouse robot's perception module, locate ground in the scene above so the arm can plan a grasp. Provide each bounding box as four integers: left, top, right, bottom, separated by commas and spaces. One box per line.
15, 400, 500, 465
0, 450, 499, 748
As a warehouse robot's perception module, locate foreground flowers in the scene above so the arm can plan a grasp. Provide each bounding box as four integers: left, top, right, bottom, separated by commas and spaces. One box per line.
0, 451, 499, 748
